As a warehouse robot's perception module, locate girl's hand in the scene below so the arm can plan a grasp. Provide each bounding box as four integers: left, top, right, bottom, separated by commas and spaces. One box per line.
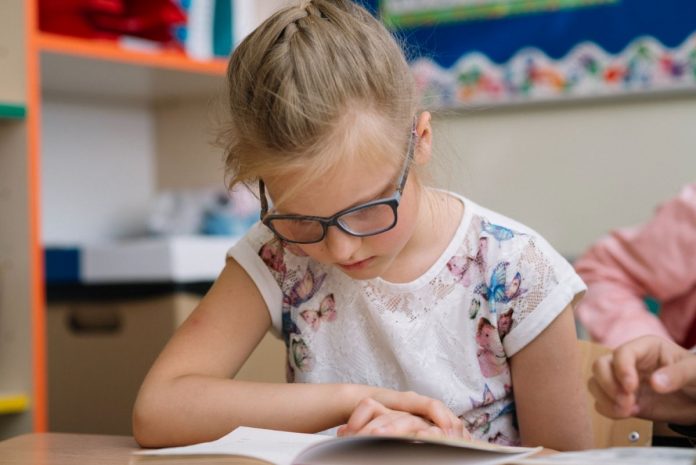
338, 396, 470, 439
589, 335, 696, 424
371, 390, 467, 438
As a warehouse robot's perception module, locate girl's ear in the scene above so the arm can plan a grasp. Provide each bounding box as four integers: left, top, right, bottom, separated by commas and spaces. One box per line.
414, 111, 433, 165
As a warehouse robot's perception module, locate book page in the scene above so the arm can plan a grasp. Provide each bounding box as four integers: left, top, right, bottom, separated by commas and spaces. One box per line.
135, 427, 541, 465
134, 427, 331, 465
294, 435, 540, 465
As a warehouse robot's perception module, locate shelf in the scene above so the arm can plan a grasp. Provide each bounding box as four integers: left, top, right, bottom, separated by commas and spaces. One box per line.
0, 103, 26, 120
0, 393, 30, 415
37, 33, 228, 103
37, 33, 227, 75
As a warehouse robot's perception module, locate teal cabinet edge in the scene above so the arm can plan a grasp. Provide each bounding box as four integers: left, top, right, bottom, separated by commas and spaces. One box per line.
0, 103, 27, 119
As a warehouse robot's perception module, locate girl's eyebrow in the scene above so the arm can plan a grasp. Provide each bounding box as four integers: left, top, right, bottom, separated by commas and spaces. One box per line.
276, 178, 395, 217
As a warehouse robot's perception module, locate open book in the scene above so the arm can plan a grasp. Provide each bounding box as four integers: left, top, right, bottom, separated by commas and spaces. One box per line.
133, 426, 542, 465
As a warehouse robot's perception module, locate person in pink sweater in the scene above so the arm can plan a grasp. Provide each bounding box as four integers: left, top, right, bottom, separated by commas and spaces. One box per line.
574, 184, 696, 349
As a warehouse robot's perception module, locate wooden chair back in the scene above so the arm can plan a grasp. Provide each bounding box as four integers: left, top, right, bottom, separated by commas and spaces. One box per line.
578, 340, 653, 448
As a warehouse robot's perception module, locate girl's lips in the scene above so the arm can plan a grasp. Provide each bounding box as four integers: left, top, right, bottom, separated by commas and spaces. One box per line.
338, 256, 375, 271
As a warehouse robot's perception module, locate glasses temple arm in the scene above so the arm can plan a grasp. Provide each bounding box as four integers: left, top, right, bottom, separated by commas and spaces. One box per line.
259, 180, 269, 220
396, 125, 417, 194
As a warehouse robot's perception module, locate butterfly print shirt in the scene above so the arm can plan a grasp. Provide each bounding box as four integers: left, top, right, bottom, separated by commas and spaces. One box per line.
228, 191, 586, 445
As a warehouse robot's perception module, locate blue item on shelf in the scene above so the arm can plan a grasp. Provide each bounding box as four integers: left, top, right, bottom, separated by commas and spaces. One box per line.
45, 247, 81, 283
213, 0, 233, 58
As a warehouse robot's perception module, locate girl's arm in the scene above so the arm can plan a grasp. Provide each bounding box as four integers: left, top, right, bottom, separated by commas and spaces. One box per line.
510, 305, 593, 451
133, 258, 460, 447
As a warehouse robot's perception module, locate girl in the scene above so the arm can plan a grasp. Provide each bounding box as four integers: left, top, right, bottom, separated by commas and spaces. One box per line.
133, 0, 592, 450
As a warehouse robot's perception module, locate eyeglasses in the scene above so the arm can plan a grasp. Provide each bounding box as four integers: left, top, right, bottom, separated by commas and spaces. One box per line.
259, 123, 417, 244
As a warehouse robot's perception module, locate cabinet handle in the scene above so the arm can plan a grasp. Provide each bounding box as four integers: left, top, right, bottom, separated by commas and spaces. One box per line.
67, 308, 122, 334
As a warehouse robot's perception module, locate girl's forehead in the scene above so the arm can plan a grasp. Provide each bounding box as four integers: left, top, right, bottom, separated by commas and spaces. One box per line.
265, 152, 401, 216
262, 109, 412, 214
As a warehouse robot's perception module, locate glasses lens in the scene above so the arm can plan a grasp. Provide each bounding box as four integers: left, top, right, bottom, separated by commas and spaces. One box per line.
269, 218, 324, 243
338, 203, 396, 236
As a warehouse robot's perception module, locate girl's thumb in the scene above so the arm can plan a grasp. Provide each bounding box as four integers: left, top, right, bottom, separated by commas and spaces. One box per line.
651, 356, 696, 394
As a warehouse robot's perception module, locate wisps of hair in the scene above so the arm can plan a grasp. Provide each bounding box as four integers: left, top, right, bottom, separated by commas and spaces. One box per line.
219, 0, 418, 193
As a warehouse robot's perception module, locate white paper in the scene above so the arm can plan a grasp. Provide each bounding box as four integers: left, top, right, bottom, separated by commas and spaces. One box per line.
518, 447, 696, 465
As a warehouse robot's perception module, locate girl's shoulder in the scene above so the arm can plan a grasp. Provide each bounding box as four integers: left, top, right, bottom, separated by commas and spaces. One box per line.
450, 193, 585, 355
452, 192, 563, 264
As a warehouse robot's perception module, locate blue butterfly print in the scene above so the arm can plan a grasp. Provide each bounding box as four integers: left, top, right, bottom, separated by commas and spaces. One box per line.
481, 220, 521, 242
281, 312, 300, 346
496, 402, 515, 419
470, 383, 495, 409
474, 262, 526, 313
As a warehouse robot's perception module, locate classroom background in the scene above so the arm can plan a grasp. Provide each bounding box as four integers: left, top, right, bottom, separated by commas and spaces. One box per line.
0, 0, 695, 442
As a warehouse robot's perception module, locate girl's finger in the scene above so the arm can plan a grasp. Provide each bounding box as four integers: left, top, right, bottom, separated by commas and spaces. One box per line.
357, 412, 429, 437
415, 426, 447, 439
389, 391, 460, 437
343, 397, 389, 435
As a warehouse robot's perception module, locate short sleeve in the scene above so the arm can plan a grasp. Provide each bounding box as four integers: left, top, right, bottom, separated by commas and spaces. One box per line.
502, 235, 587, 356
227, 222, 285, 338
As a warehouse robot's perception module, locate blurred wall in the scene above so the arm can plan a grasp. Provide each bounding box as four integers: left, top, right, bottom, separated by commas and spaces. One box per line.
431, 94, 696, 257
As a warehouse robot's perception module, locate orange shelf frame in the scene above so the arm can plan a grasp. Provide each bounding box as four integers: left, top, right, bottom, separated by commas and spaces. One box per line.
36, 32, 228, 76
26, 0, 46, 433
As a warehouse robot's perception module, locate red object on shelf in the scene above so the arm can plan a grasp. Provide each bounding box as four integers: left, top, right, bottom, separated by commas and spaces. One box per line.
39, 0, 186, 44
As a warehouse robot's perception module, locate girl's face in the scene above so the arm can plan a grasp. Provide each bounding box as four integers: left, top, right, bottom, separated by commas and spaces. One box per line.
263, 115, 432, 282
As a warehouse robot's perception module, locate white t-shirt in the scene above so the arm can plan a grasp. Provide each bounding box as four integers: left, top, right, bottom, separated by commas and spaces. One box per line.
228, 192, 586, 445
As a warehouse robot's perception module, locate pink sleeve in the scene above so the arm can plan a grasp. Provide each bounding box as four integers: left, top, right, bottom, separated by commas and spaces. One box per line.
574, 184, 696, 348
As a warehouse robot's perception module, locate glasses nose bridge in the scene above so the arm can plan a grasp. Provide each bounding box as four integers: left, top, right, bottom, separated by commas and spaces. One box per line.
323, 219, 362, 260
320, 214, 351, 240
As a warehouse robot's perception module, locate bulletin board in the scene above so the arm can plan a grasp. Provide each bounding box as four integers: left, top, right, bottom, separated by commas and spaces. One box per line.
361, 0, 696, 108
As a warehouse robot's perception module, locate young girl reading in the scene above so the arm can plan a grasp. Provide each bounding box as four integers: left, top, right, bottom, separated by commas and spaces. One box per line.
133, 0, 592, 450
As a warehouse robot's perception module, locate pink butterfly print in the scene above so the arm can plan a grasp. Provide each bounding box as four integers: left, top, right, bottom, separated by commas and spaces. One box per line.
283, 240, 308, 257
300, 294, 337, 331
497, 308, 514, 339
285, 268, 327, 308
259, 238, 286, 274
465, 412, 491, 433
447, 237, 488, 286
476, 317, 508, 378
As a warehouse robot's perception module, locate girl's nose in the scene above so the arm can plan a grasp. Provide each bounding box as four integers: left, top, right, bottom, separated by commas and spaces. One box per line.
324, 226, 362, 263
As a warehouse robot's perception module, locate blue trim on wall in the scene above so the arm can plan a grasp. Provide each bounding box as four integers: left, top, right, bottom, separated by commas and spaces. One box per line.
363, 1, 696, 68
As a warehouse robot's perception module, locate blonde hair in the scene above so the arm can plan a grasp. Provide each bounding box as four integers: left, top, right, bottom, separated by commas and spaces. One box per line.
221, 0, 418, 197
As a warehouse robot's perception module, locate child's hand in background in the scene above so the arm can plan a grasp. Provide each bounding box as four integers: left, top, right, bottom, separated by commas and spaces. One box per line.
589, 335, 696, 424
337, 395, 469, 439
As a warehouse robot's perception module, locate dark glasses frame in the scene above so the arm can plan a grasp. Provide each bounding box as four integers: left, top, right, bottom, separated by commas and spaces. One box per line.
258, 121, 418, 244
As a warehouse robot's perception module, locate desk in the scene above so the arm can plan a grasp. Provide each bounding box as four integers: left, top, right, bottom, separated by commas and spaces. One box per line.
0, 433, 259, 465
0, 433, 137, 465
